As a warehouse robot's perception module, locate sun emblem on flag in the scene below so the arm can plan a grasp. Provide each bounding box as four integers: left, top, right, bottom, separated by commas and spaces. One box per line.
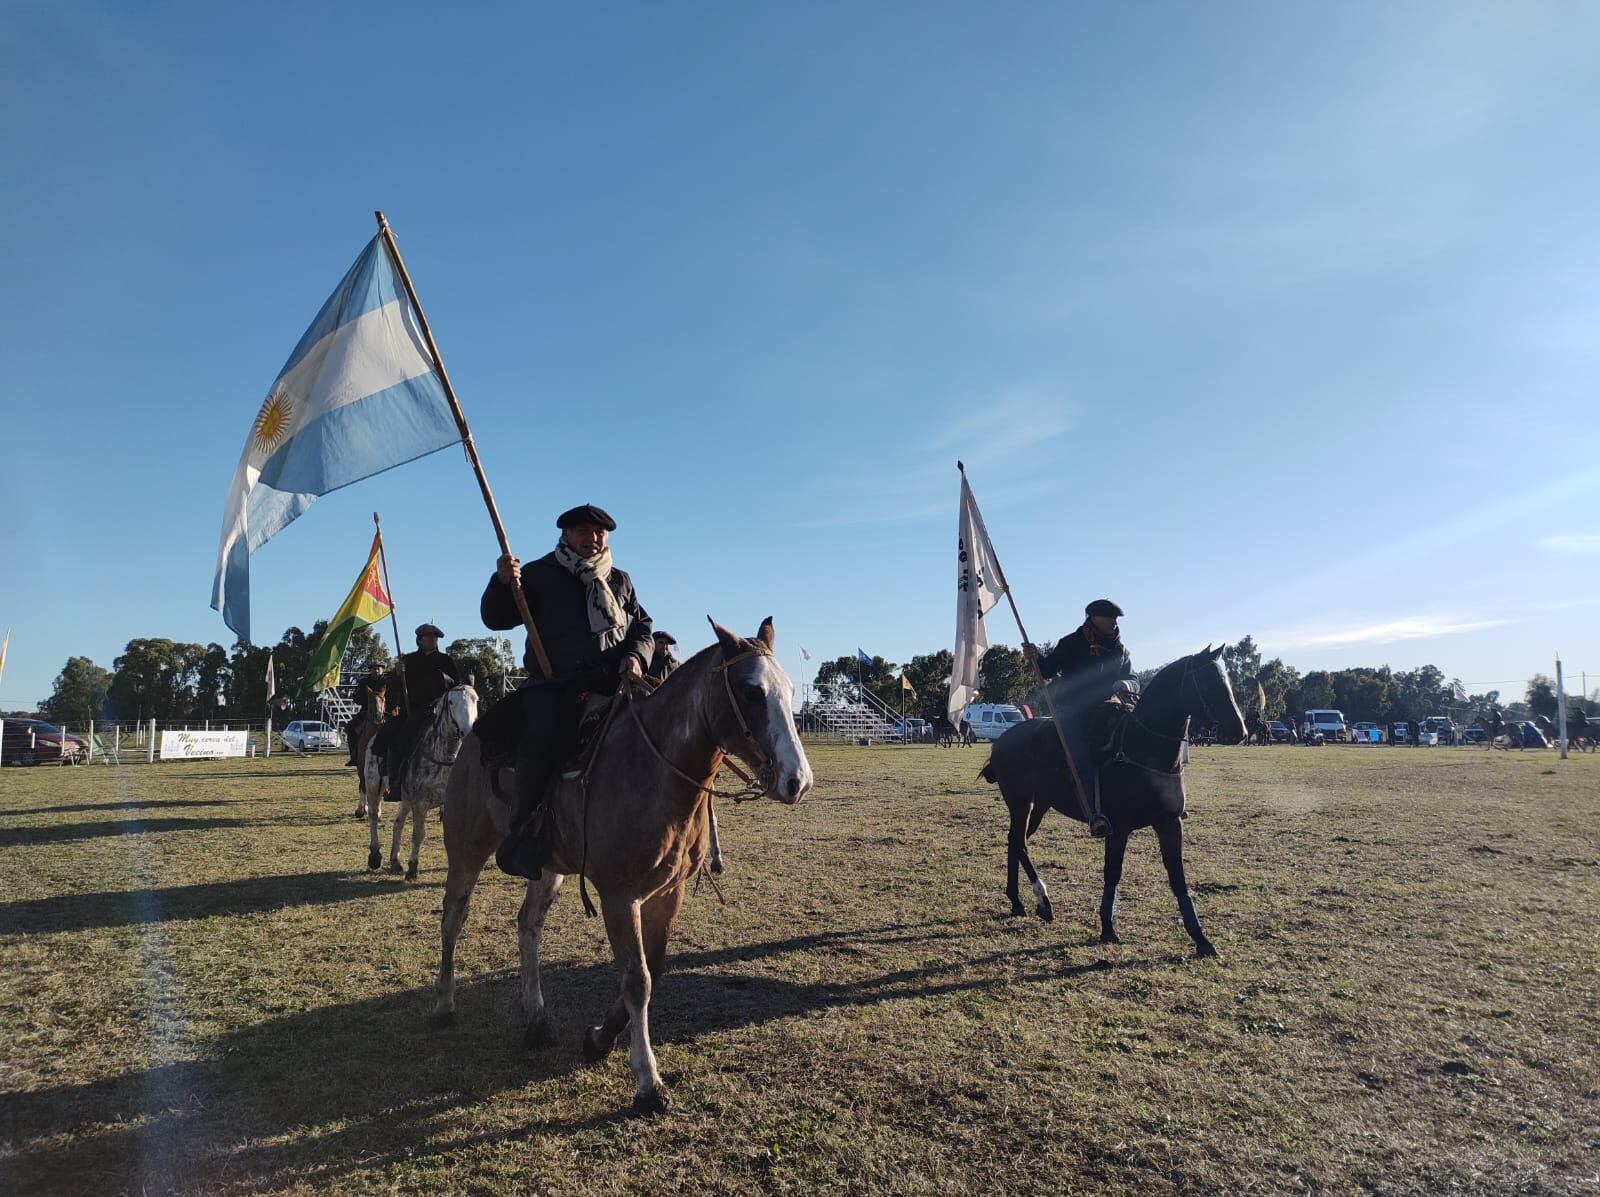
252, 390, 294, 454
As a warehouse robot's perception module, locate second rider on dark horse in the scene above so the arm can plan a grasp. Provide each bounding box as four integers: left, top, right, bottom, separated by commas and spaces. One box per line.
1023, 597, 1134, 838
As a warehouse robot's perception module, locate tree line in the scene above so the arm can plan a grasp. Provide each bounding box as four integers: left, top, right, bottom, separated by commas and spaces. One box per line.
20, 626, 521, 726
811, 636, 1592, 726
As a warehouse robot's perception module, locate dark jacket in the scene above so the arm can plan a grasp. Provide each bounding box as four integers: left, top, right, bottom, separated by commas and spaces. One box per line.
354, 672, 388, 715
1037, 625, 1132, 716
396, 649, 460, 717
480, 552, 653, 692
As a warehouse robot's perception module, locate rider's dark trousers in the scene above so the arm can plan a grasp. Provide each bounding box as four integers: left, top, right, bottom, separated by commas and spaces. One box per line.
383, 708, 431, 800
511, 679, 584, 834
1060, 708, 1100, 813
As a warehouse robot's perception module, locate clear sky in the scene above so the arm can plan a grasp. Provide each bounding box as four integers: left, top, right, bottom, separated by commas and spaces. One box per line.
3, 1, 1597, 710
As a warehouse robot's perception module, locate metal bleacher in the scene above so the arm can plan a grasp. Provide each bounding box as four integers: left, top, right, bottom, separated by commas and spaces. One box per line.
806, 681, 904, 743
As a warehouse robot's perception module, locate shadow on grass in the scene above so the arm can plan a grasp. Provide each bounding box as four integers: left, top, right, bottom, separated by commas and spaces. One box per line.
0, 918, 1152, 1194
0, 870, 419, 935
0, 798, 264, 818
0, 818, 258, 850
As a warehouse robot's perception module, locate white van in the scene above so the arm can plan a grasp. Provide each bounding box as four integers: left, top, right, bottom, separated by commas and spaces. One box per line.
963, 703, 1027, 741
1302, 709, 1347, 743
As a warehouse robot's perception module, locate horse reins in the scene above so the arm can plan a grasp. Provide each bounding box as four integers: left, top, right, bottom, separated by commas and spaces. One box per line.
1110, 659, 1219, 776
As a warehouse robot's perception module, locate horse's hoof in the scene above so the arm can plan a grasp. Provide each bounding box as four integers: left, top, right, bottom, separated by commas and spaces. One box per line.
430, 1008, 456, 1029
523, 1015, 554, 1050
1035, 900, 1054, 923
405, 864, 418, 882
1100, 929, 1122, 944
1008, 899, 1026, 917
354, 809, 365, 821
581, 1026, 613, 1064
388, 862, 404, 875
631, 1084, 672, 1117
1194, 939, 1219, 959
709, 858, 724, 876
367, 850, 381, 871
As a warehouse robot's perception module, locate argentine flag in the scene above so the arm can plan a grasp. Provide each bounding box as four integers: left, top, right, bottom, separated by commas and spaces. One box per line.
212, 236, 462, 641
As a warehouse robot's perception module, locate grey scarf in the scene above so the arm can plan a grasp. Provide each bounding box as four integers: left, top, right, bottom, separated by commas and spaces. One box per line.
554, 541, 627, 649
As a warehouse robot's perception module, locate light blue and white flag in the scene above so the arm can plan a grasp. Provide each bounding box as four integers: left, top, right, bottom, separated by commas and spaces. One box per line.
212, 236, 461, 641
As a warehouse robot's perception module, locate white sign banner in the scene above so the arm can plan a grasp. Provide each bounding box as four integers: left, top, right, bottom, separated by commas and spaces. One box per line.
160, 730, 249, 760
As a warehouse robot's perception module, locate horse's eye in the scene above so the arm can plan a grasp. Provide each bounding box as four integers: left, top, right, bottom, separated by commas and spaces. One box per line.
742, 685, 764, 703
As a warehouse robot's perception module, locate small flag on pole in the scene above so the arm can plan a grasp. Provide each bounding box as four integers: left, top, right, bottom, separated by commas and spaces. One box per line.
265, 650, 276, 704
300, 532, 395, 696
857, 648, 872, 665
902, 674, 915, 693
212, 234, 463, 642
948, 471, 1008, 723
0, 628, 9, 688
799, 647, 811, 662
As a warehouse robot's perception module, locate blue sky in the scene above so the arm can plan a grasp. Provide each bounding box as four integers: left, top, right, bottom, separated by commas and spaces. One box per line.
2, 1, 1597, 710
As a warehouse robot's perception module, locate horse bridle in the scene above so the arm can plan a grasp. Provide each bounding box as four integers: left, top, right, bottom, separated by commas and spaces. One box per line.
1115, 657, 1225, 774
412, 684, 473, 771
622, 645, 776, 802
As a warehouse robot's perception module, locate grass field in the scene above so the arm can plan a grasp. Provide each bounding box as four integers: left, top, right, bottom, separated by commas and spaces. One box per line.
1, 742, 1597, 1195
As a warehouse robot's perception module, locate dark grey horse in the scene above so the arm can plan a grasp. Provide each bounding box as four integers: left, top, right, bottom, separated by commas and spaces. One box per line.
979, 645, 1247, 957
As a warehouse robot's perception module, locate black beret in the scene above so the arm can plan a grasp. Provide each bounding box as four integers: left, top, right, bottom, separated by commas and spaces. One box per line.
415, 622, 444, 637
1085, 599, 1124, 618
652, 631, 677, 645
556, 504, 617, 532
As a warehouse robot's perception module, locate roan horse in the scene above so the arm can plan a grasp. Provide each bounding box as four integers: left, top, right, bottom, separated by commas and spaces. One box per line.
362, 683, 478, 879
979, 645, 1247, 957
352, 694, 388, 821
433, 618, 812, 1116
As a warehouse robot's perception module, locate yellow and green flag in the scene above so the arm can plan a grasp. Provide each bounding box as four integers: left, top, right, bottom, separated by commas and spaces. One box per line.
301, 534, 393, 696
901, 674, 915, 693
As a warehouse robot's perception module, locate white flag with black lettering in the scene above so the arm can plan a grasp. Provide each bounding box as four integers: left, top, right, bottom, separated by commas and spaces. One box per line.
948, 473, 1008, 723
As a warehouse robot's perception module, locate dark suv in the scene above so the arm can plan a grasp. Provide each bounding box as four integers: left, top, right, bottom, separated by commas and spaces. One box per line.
1, 718, 88, 765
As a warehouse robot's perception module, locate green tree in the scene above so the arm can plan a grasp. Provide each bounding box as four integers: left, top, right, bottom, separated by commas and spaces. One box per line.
1525, 674, 1558, 720
902, 650, 954, 720
977, 645, 1031, 706
448, 637, 515, 698
1296, 670, 1336, 713
40, 657, 111, 725
109, 638, 209, 721
1222, 636, 1263, 710
814, 653, 900, 707
1254, 658, 1301, 721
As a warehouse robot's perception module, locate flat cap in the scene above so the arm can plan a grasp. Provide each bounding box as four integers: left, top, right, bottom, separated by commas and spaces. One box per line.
556, 503, 617, 532
1085, 599, 1124, 618
415, 622, 444, 638
652, 631, 677, 645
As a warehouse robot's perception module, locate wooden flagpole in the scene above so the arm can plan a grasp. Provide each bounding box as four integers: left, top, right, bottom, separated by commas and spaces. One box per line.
958, 462, 1102, 833
373, 211, 552, 679
372, 512, 409, 712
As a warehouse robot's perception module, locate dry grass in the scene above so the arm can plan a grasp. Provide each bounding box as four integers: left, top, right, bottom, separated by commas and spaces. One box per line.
1, 743, 1597, 1195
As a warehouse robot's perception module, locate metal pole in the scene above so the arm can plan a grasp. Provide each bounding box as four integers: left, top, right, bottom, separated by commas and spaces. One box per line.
1557, 658, 1568, 760
373, 211, 551, 678
147, 718, 156, 763
958, 461, 1098, 829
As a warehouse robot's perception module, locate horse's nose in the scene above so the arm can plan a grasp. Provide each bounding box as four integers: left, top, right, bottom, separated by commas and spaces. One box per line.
785, 775, 801, 800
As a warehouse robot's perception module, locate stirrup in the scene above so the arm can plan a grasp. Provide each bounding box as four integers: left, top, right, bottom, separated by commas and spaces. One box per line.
1088, 814, 1111, 838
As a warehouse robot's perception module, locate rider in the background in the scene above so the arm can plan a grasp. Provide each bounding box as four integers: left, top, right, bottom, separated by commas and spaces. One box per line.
382, 623, 460, 801
344, 663, 388, 767
1023, 598, 1132, 838
645, 631, 679, 683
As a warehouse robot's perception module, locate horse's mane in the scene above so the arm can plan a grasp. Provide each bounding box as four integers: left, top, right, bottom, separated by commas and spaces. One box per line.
645, 636, 768, 700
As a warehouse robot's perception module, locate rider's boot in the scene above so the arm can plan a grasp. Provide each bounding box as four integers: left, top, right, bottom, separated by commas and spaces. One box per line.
496, 751, 555, 881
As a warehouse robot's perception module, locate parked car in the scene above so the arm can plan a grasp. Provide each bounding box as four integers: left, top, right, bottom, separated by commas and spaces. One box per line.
1417, 729, 1439, 747
1351, 721, 1380, 744
1, 718, 88, 765
1420, 716, 1456, 746
280, 720, 342, 752
1303, 709, 1348, 742
962, 703, 1026, 742
1265, 719, 1290, 743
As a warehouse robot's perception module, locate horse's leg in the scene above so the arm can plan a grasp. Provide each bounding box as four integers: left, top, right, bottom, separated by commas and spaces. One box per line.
517, 869, 565, 1048
1012, 796, 1052, 922
405, 799, 427, 881
1003, 796, 1027, 917
1099, 830, 1130, 944
1153, 816, 1216, 958
590, 897, 669, 1116
388, 800, 407, 874
707, 798, 724, 875
432, 840, 490, 1025
365, 771, 383, 870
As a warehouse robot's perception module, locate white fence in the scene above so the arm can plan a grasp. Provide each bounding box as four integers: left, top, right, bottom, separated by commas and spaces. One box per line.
0, 716, 346, 766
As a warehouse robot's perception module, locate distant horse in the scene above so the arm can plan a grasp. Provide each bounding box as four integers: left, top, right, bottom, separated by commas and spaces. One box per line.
1567, 710, 1596, 752
432, 619, 812, 1116
364, 683, 478, 879
979, 645, 1247, 957
352, 695, 388, 821
932, 716, 971, 747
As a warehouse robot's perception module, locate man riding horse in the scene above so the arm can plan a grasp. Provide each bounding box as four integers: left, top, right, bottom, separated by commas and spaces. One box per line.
344, 663, 389, 767
374, 624, 461, 801
481, 503, 654, 880
645, 631, 679, 683
1023, 598, 1134, 838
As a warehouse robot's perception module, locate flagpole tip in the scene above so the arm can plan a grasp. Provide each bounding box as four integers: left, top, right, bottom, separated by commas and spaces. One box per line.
957, 460, 964, 472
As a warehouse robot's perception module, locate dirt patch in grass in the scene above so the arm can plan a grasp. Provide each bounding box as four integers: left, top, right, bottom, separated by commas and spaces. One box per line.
1, 745, 1596, 1194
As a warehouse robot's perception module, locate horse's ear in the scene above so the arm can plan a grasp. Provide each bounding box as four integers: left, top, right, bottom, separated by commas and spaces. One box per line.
756, 616, 775, 650
1211, 644, 1226, 659
706, 615, 742, 655
1202, 643, 1212, 654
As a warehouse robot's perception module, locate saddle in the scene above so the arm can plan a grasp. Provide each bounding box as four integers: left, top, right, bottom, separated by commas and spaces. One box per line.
1086, 692, 1138, 765
472, 690, 619, 794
